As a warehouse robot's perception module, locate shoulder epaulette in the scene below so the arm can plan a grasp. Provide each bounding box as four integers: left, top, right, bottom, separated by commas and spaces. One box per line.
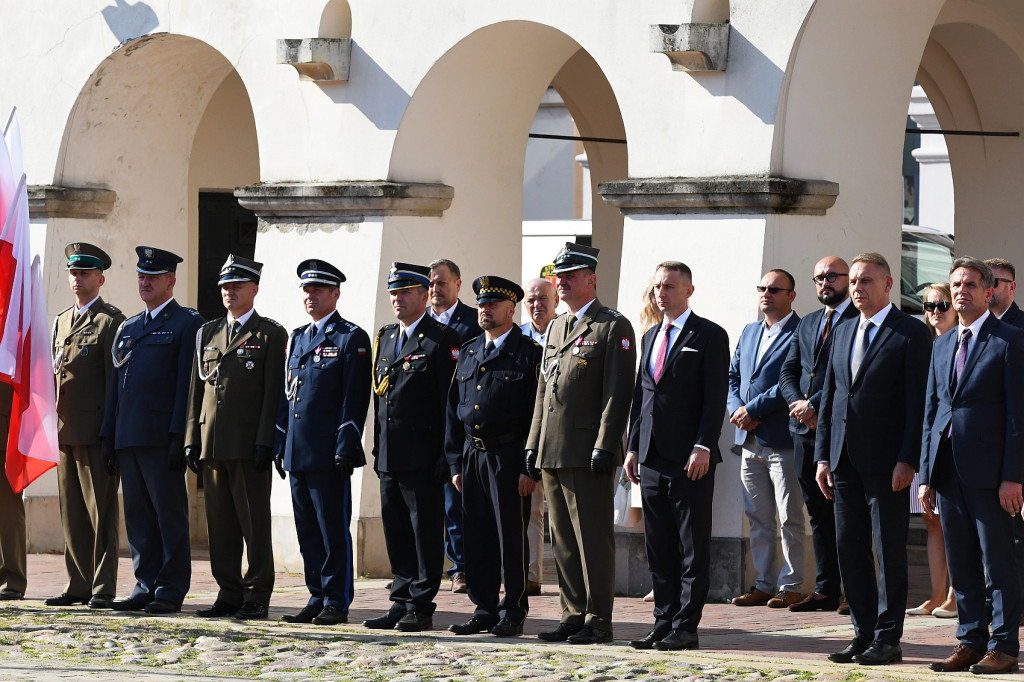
102, 302, 121, 315
126, 311, 146, 324
201, 318, 222, 331
261, 317, 284, 329
599, 306, 622, 318
381, 322, 399, 332
183, 307, 201, 317
57, 304, 74, 317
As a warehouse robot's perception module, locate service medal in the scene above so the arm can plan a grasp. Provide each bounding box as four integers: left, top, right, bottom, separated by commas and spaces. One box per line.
403, 361, 411, 371
245, 360, 255, 370
572, 347, 580, 355
314, 355, 321, 363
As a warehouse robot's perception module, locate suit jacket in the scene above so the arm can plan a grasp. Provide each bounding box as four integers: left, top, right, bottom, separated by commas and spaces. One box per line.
275, 311, 372, 472
1000, 300, 1024, 329
372, 314, 461, 473
920, 315, 1024, 488
185, 311, 287, 460
727, 313, 801, 449
101, 299, 204, 449
815, 306, 931, 473
627, 312, 730, 464
526, 299, 636, 468
444, 300, 483, 344
53, 297, 125, 446
779, 303, 858, 435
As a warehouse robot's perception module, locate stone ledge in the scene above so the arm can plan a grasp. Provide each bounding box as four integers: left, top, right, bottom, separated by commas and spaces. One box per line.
651, 23, 730, 72
27, 185, 116, 219
235, 181, 455, 220
277, 38, 351, 82
598, 176, 840, 216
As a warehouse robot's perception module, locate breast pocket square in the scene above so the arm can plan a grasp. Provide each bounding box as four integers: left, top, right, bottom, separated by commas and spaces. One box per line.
680, 347, 700, 353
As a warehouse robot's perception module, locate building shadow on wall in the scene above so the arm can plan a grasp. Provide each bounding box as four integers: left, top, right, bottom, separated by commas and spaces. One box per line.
101, 0, 159, 46
319, 41, 409, 131
687, 26, 783, 126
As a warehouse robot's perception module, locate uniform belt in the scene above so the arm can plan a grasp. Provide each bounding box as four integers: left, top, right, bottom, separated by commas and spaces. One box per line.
466, 432, 521, 451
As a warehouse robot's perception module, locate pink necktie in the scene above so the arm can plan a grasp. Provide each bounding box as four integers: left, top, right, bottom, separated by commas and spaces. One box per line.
653, 324, 671, 383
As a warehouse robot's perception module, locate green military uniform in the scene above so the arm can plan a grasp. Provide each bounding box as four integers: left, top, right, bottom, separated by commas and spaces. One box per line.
0, 382, 26, 597
53, 295, 124, 600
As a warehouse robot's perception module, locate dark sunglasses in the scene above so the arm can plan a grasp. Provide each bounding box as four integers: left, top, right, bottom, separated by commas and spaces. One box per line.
812, 272, 849, 285
756, 286, 793, 294
995, 277, 1015, 287
923, 300, 952, 312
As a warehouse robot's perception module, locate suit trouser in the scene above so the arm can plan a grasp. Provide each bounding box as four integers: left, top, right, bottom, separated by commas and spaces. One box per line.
528, 482, 545, 583
792, 432, 841, 597
543, 466, 616, 632
58, 443, 119, 597
640, 445, 715, 634
380, 469, 444, 614
0, 445, 26, 594
290, 470, 354, 611
832, 453, 908, 645
119, 446, 191, 604
443, 481, 465, 577
933, 440, 1020, 656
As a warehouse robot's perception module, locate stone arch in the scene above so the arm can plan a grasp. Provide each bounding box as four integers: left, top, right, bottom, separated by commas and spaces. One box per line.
319, 0, 352, 38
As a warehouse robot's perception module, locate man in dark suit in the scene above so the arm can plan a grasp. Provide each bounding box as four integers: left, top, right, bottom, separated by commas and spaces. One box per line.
815, 252, 931, 665
728, 269, 803, 609
101, 246, 204, 615
428, 258, 482, 594
446, 276, 540, 638
363, 262, 461, 632
525, 243, 636, 645
46, 242, 124, 610
624, 261, 729, 651
275, 259, 372, 626
185, 255, 286, 621
779, 256, 856, 613
920, 257, 1024, 675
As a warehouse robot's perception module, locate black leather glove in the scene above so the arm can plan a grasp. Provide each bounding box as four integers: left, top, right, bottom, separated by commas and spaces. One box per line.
525, 449, 541, 482
167, 434, 186, 472
101, 438, 117, 476
253, 445, 273, 472
334, 455, 354, 478
591, 448, 614, 477
434, 458, 450, 485
274, 452, 286, 480
185, 446, 201, 474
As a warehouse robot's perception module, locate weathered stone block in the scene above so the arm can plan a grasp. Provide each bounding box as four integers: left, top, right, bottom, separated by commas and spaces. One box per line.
650, 23, 730, 72
277, 38, 352, 82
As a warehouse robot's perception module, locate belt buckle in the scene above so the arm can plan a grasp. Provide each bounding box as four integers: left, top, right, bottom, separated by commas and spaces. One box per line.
470, 436, 486, 450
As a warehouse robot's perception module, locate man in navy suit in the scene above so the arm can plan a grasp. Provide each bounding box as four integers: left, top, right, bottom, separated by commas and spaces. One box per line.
428, 258, 482, 595
815, 252, 931, 666
920, 257, 1024, 675
101, 246, 204, 615
779, 256, 857, 613
727, 269, 803, 609
625, 261, 729, 651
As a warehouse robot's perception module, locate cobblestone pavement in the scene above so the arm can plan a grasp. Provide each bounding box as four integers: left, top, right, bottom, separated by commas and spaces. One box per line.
0, 554, 1012, 680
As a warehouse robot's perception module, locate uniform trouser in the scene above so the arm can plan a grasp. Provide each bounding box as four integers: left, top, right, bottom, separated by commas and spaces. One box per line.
793, 431, 841, 597
379, 469, 444, 614
58, 443, 119, 597
0, 445, 26, 594
462, 443, 530, 624
527, 481, 545, 583
203, 459, 275, 606
290, 470, 354, 611
543, 466, 616, 632
119, 446, 191, 604
443, 481, 465, 577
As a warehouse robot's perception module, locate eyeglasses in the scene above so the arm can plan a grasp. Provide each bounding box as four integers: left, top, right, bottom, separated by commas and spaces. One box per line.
812, 272, 849, 285
995, 277, 1015, 287
756, 286, 793, 294
923, 300, 952, 313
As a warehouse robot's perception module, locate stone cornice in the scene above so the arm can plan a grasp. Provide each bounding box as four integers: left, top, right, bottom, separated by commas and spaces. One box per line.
27, 185, 116, 219
234, 182, 454, 219
598, 176, 839, 216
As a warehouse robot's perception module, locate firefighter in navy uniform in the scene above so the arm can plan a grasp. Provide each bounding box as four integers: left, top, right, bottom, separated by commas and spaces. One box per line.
362, 262, 461, 633
446, 276, 541, 638
274, 259, 372, 626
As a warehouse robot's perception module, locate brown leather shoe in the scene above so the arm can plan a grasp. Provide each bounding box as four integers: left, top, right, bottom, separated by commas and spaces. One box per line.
767, 590, 803, 608
732, 586, 772, 606
837, 596, 850, 615
928, 644, 983, 672
451, 573, 467, 594
969, 649, 1019, 675
526, 580, 541, 596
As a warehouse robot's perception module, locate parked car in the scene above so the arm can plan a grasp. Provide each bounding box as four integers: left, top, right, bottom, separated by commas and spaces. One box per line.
900, 224, 954, 314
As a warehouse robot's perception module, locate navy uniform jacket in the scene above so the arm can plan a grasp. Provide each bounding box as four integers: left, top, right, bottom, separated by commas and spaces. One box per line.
444, 327, 542, 475
101, 299, 204, 449
444, 300, 483, 344
373, 314, 460, 473
275, 311, 372, 472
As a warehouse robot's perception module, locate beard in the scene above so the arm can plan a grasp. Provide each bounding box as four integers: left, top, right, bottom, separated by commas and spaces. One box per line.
818, 287, 848, 307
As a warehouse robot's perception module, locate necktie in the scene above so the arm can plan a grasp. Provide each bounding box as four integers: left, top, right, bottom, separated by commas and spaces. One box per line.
229, 320, 240, 343
851, 319, 874, 380
814, 309, 836, 360
144, 312, 152, 327
565, 315, 577, 342
396, 330, 407, 357
652, 323, 671, 383
484, 340, 496, 358
952, 328, 972, 391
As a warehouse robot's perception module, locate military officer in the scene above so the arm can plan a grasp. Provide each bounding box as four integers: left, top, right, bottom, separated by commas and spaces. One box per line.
274, 259, 372, 626
363, 262, 461, 633
45, 243, 124, 610
101, 245, 204, 615
184, 255, 285, 621
446, 276, 541, 638
525, 242, 637, 644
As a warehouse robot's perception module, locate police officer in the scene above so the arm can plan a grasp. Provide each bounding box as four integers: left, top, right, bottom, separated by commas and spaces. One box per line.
363, 262, 461, 632
45, 243, 124, 610
275, 259, 372, 626
446, 276, 540, 638
101, 246, 203, 614
185, 255, 285, 620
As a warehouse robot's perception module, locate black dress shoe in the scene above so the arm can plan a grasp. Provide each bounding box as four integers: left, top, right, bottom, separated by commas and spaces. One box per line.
449, 615, 499, 635
282, 603, 323, 624
363, 607, 405, 629
566, 625, 613, 644
312, 605, 348, 625
234, 602, 269, 620
654, 629, 699, 651
88, 594, 114, 609
111, 595, 152, 611
828, 638, 870, 663
629, 627, 671, 650
0, 589, 23, 601
196, 600, 239, 618
853, 641, 902, 665
44, 593, 88, 607
145, 599, 181, 615
491, 618, 524, 637
395, 611, 433, 632
537, 622, 583, 642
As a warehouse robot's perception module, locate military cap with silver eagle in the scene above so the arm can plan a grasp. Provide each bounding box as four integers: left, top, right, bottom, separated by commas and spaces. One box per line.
218, 254, 263, 286
297, 258, 346, 287
135, 245, 183, 275
387, 262, 431, 290
551, 242, 600, 274
65, 242, 112, 271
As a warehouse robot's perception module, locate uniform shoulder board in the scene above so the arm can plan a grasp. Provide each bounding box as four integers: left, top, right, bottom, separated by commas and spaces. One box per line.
599, 306, 622, 318
102, 302, 121, 315
528, 337, 543, 349
381, 322, 399, 332
201, 318, 222, 331
127, 310, 147, 324
57, 304, 74, 317
183, 307, 202, 317
343, 321, 357, 332
261, 317, 285, 329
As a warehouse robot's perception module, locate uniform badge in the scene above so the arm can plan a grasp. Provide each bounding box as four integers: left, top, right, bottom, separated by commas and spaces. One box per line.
578, 358, 588, 369
245, 360, 255, 370
403, 361, 411, 371
357, 348, 368, 355
80, 348, 89, 357
621, 338, 631, 350
572, 347, 580, 355
326, 323, 335, 333
314, 355, 321, 363
237, 348, 245, 355
451, 348, 460, 361
144, 247, 154, 258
